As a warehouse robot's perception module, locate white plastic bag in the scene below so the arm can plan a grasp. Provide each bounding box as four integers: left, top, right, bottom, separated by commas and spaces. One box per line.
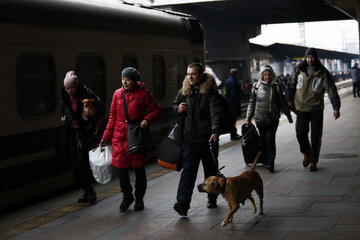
89, 145, 113, 184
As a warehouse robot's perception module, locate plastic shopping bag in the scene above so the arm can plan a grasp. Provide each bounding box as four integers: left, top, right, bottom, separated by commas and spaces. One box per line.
89, 145, 113, 184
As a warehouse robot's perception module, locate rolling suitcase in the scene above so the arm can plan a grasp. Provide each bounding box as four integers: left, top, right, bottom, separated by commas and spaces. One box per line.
241, 123, 263, 165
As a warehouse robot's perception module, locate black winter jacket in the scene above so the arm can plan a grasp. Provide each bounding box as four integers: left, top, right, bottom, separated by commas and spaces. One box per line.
60, 83, 106, 150
172, 73, 223, 143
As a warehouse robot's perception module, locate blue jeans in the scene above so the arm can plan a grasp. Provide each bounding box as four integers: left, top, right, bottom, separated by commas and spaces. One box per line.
177, 139, 219, 205
116, 167, 146, 197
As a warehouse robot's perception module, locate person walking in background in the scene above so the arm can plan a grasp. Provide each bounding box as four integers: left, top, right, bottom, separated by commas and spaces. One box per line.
100, 67, 160, 212
225, 68, 241, 140
286, 48, 341, 172
242, 79, 252, 101
172, 62, 223, 216
246, 65, 293, 173
350, 62, 360, 98
60, 71, 106, 204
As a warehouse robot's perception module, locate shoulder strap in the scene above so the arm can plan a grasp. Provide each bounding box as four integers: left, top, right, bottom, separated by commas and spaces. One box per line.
254, 81, 261, 95
275, 84, 281, 93
122, 92, 130, 122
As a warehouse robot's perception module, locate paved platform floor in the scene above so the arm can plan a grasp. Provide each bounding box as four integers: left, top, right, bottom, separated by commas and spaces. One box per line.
1, 93, 360, 240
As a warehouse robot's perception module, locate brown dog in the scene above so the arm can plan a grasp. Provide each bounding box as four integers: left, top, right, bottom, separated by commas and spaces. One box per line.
197, 151, 264, 226
82, 99, 97, 119
82, 99, 100, 134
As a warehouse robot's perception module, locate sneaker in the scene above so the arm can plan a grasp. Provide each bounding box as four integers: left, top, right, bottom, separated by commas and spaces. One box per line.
119, 194, 134, 211
207, 200, 217, 209
173, 202, 189, 216
303, 153, 310, 168
134, 198, 144, 211
309, 163, 317, 172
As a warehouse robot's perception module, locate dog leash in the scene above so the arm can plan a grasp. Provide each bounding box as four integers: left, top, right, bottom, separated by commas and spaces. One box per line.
209, 142, 227, 195
209, 142, 225, 175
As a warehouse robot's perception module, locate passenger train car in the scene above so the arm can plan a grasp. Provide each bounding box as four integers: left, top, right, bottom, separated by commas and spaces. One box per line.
0, 0, 205, 213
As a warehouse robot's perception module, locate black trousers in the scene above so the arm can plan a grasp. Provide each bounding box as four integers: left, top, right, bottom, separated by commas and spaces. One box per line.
258, 118, 279, 168
116, 167, 146, 198
295, 109, 323, 164
353, 82, 360, 97
177, 139, 219, 205
67, 129, 94, 194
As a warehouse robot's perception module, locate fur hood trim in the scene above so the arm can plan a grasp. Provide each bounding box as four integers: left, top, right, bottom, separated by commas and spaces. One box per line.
182, 72, 217, 96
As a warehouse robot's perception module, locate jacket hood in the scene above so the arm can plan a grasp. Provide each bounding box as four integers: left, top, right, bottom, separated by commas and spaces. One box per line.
182, 72, 217, 96
258, 65, 277, 83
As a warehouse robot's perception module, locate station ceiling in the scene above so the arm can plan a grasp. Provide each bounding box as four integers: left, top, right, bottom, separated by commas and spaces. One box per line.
166, 0, 356, 24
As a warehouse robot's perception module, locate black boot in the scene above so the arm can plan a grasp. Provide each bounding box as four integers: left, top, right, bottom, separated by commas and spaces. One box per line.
88, 190, 97, 204
173, 202, 190, 216
134, 193, 144, 211
78, 192, 89, 203
119, 193, 134, 211
134, 198, 144, 211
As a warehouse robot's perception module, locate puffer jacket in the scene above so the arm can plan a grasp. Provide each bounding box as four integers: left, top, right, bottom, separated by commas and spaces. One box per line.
286, 60, 341, 112
102, 82, 161, 169
61, 83, 106, 150
246, 80, 291, 122
172, 72, 223, 143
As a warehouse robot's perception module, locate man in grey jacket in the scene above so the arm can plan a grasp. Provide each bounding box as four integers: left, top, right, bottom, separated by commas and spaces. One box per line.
286, 48, 341, 172
350, 62, 360, 98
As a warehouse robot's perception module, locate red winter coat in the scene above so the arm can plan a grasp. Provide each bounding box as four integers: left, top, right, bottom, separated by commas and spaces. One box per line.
102, 82, 161, 169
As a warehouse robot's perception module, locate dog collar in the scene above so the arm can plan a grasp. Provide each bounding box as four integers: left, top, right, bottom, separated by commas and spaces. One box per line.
220, 176, 227, 195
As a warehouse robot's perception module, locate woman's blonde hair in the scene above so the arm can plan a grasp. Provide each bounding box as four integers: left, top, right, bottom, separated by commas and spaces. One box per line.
258, 65, 276, 82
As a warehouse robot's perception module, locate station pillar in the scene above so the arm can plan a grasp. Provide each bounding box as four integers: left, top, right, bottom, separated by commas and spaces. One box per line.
167, 4, 261, 84
358, 0, 360, 56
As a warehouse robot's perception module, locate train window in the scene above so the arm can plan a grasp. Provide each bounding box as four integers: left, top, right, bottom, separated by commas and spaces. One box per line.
152, 56, 166, 98
17, 54, 56, 119
177, 56, 187, 89
75, 54, 106, 101
122, 54, 138, 69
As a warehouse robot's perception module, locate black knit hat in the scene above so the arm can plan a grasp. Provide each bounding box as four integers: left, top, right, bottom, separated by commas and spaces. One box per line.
305, 48, 318, 58
122, 67, 140, 82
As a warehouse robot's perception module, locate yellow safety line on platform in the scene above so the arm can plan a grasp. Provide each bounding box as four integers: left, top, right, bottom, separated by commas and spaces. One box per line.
0, 168, 171, 240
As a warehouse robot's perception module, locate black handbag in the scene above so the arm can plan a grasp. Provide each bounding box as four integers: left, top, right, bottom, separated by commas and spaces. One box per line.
123, 92, 155, 155
157, 121, 183, 171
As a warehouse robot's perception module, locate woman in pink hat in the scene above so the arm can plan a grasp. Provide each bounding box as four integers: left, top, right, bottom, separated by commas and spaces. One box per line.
60, 71, 106, 204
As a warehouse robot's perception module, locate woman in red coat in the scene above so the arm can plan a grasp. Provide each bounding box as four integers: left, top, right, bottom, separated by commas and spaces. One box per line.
100, 67, 161, 211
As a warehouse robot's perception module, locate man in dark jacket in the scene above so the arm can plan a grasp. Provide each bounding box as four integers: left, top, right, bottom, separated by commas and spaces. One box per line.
286, 48, 340, 172
350, 62, 360, 97
61, 71, 106, 203
225, 68, 241, 140
172, 63, 223, 216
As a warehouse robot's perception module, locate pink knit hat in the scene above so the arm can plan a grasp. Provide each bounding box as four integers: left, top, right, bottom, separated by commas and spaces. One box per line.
64, 71, 79, 86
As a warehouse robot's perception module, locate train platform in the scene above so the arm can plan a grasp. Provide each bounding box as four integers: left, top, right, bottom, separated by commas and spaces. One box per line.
1, 92, 360, 240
